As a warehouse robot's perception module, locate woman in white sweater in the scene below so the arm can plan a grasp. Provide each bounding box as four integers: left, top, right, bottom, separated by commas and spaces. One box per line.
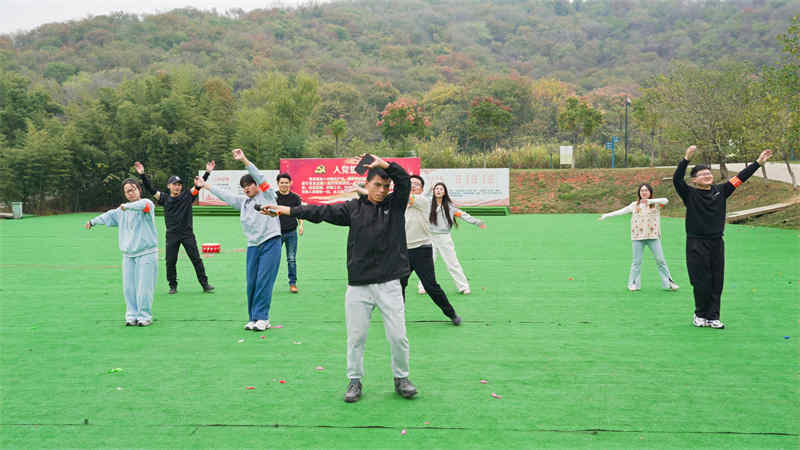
419, 182, 486, 295
599, 183, 679, 291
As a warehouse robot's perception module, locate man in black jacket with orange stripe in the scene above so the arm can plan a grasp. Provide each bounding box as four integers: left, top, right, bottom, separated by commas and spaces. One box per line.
135, 161, 215, 294
262, 154, 418, 404
673, 146, 772, 329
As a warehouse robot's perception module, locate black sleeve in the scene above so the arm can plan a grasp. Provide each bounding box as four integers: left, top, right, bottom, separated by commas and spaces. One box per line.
292, 202, 351, 226
673, 158, 690, 201
721, 161, 760, 198
202, 171, 210, 182
385, 162, 410, 210
138, 173, 156, 195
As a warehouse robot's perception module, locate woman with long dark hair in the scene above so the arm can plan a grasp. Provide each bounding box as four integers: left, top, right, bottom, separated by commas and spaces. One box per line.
598, 183, 678, 292
419, 182, 486, 295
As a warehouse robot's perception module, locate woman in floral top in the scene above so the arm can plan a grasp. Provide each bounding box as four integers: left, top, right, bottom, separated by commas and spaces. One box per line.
599, 183, 679, 292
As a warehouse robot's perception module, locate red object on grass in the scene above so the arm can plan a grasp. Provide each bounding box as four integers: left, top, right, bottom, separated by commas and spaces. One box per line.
201, 243, 221, 253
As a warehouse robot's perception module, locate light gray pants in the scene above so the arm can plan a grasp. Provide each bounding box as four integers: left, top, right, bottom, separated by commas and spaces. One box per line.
345, 279, 409, 380
122, 252, 158, 322
629, 239, 673, 289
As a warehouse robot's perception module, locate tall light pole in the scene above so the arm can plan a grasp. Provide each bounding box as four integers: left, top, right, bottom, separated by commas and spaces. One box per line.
624, 97, 631, 168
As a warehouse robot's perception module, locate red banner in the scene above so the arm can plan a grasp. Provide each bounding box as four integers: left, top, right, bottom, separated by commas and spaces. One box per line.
279, 157, 421, 205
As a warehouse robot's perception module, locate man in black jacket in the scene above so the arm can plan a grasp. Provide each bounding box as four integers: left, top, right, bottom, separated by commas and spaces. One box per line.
135, 161, 215, 294
263, 154, 417, 403
673, 145, 772, 329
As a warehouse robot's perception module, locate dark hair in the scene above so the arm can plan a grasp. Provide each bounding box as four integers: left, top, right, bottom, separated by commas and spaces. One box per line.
276, 173, 291, 182
240, 174, 256, 188
636, 183, 654, 200
122, 178, 143, 195
366, 167, 389, 181
410, 175, 424, 187
636, 183, 655, 208
690, 165, 711, 177
429, 182, 457, 228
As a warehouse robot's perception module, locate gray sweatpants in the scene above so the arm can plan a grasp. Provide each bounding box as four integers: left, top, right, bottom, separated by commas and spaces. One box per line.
345, 279, 409, 380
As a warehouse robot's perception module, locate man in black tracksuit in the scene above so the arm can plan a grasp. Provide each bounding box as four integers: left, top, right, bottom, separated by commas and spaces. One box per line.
673, 145, 772, 329
135, 161, 215, 294
262, 154, 418, 404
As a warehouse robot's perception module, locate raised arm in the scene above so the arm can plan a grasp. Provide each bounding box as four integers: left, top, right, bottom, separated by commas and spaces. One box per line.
232, 148, 274, 194
721, 149, 772, 198
384, 162, 410, 208
196, 175, 245, 210
672, 145, 694, 200
598, 202, 635, 221
134, 162, 162, 203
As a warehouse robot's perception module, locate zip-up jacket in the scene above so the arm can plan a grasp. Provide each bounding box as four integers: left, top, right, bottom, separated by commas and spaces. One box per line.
290, 162, 411, 286
673, 158, 760, 239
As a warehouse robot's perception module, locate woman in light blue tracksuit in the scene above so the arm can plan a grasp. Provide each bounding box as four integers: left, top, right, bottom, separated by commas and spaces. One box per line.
196, 148, 282, 332
85, 178, 159, 327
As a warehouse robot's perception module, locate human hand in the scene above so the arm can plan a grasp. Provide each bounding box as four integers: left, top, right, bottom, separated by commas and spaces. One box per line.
685, 145, 696, 160
298, 223, 304, 236
757, 149, 773, 165
133, 161, 144, 175
232, 148, 247, 163
84, 221, 93, 230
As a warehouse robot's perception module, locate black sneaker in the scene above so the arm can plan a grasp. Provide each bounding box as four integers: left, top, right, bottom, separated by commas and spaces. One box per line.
452, 315, 462, 326
202, 284, 215, 293
394, 377, 418, 398
125, 320, 137, 327
344, 379, 362, 403
168, 287, 177, 294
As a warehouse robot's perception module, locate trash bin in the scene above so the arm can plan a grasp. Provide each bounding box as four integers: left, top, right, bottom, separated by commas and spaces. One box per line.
11, 202, 23, 219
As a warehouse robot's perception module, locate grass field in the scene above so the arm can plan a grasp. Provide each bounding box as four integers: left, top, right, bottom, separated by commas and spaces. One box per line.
0, 213, 798, 448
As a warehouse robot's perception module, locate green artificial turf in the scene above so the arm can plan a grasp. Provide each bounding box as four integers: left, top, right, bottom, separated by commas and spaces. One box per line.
0, 213, 798, 448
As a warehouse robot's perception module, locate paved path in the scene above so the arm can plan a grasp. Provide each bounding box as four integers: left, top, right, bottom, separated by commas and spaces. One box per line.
710, 162, 798, 185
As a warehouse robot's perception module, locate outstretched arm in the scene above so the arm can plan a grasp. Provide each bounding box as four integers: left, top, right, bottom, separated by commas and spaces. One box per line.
196, 175, 245, 210
262, 203, 351, 227
86, 208, 121, 229
452, 206, 485, 228
722, 149, 773, 198
598, 202, 635, 221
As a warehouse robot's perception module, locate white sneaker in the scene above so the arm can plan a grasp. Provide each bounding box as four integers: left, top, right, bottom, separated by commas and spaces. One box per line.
628, 285, 640, 292
244, 321, 256, 330
708, 319, 725, 329
692, 315, 709, 327
255, 320, 271, 331
460, 288, 471, 295
667, 281, 680, 291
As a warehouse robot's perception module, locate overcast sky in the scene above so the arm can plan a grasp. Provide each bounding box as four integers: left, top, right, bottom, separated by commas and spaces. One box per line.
0, 0, 328, 34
